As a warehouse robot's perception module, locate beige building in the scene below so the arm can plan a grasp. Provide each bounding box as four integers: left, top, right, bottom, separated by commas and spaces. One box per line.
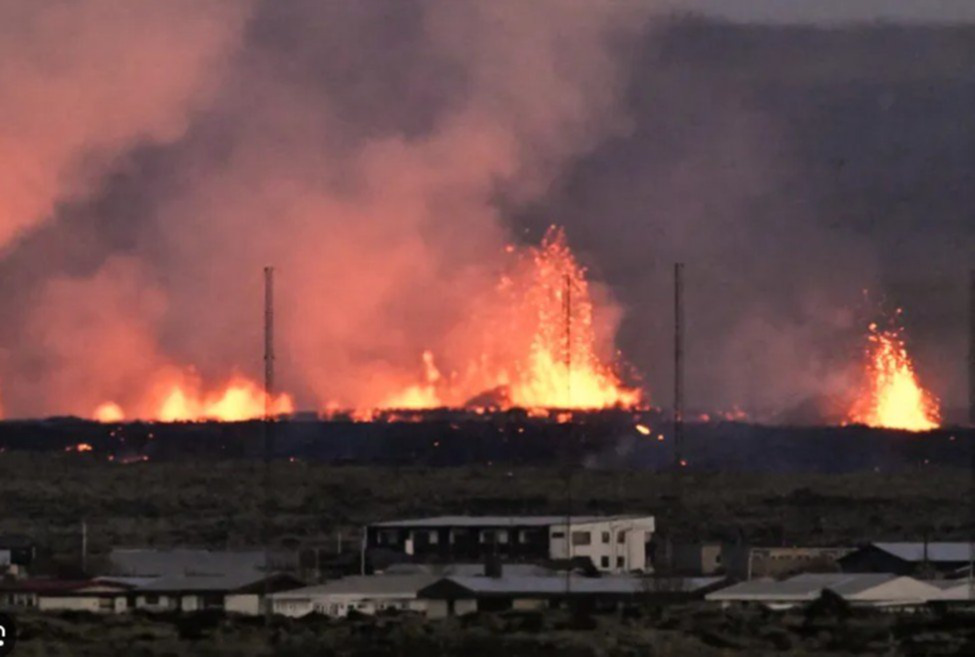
547, 516, 656, 573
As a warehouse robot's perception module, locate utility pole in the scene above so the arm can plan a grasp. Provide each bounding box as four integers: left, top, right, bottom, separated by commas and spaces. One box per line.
969, 269, 974, 599
564, 273, 573, 408
81, 519, 87, 575
263, 266, 274, 624
969, 268, 974, 426
674, 263, 685, 470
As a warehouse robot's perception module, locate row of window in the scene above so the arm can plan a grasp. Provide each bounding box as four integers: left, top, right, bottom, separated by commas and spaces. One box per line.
551, 530, 628, 546
377, 528, 547, 546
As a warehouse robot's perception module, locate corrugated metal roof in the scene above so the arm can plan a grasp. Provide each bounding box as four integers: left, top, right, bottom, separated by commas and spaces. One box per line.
272, 575, 437, 599
107, 549, 282, 577
707, 573, 909, 601
872, 543, 974, 563
372, 515, 645, 528
137, 571, 270, 593
427, 575, 719, 596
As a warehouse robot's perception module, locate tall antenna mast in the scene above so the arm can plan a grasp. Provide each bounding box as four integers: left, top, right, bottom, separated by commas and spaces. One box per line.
674, 263, 685, 471
969, 268, 974, 600
969, 268, 975, 426
263, 265, 274, 623
564, 273, 572, 408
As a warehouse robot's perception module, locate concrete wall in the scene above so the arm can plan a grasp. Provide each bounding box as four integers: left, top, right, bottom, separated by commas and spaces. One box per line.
135, 594, 178, 612
273, 598, 312, 618
39, 596, 114, 613
226, 593, 261, 616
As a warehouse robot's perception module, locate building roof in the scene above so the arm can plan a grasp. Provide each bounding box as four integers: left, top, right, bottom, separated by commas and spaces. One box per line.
383, 563, 553, 577
136, 571, 299, 594
107, 548, 282, 578
371, 515, 646, 528
419, 575, 721, 598
869, 543, 975, 563
707, 573, 941, 604
272, 575, 438, 600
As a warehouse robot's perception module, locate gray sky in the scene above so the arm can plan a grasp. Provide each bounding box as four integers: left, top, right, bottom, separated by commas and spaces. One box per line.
671, 0, 975, 24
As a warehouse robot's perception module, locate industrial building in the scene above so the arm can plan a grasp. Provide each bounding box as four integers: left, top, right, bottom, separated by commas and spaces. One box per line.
366, 515, 655, 573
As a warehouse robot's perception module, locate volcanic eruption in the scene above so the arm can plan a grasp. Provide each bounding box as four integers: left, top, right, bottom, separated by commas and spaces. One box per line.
373, 225, 643, 413
847, 312, 940, 432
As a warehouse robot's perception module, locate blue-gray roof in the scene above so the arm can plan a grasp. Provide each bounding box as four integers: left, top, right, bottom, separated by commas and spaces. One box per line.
870, 543, 975, 563
372, 515, 645, 528
423, 575, 721, 596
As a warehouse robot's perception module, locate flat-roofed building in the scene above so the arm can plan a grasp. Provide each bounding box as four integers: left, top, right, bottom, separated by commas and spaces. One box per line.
367, 515, 655, 574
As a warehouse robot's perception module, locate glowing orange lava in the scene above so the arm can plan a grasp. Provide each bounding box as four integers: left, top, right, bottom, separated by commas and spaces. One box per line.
847, 319, 940, 432
94, 402, 124, 423
95, 372, 294, 422
370, 226, 642, 412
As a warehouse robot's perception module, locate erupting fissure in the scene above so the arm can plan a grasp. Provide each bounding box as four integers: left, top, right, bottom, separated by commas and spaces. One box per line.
374, 226, 642, 412
847, 313, 940, 432
95, 372, 294, 423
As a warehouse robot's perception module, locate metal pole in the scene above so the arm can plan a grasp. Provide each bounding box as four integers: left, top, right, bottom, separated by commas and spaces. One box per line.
263, 266, 274, 623
674, 263, 684, 469
969, 269, 975, 426
969, 270, 974, 599
564, 273, 572, 408
81, 519, 87, 575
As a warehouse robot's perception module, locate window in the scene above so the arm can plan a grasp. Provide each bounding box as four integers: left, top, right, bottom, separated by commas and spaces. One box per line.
601, 531, 610, 544
428, 530, 439, 545
145, 594, 160, 605
617, 557, 625, 568
617, 531, 626, 544
571, 531, 591, 546
600, 556, 609, 568
551, 531, 565, 539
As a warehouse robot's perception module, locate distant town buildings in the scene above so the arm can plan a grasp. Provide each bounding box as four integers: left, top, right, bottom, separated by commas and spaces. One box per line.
2, 520, 975, 619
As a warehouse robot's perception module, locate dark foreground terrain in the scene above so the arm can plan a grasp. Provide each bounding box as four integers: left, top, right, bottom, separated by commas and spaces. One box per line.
10, 601, 975, 656
0, 453, 969, 569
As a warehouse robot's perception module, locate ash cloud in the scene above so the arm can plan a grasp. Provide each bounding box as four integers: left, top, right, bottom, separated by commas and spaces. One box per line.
0, 0, 652, 416
0, 7, 972, 422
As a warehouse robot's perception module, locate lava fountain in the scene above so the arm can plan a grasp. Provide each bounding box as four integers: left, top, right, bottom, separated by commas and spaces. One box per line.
94, 371, 294, 422
847, 315, 940, 431
375, 226, 642, 411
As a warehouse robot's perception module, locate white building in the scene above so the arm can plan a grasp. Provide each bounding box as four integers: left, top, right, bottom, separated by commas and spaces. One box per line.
706, 573, 945, 610
271, 575, 436, 618
547, 517, 655, 573
368, 515, 655, 574
133, 572, 302, 615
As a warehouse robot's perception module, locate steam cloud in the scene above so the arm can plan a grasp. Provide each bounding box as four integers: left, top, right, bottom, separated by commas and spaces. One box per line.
0, 0, 652, 417
0, 3, 970, 422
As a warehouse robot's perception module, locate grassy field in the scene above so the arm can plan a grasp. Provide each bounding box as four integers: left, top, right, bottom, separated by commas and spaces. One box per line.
0, 452, 969, 569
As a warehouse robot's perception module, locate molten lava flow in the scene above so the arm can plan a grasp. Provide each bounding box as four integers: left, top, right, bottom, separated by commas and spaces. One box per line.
370, 226, 642, 412
95, 372, 294, 422
94, 402, 125, 423
848, 319, 940, 432
156, 375, 295, 422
